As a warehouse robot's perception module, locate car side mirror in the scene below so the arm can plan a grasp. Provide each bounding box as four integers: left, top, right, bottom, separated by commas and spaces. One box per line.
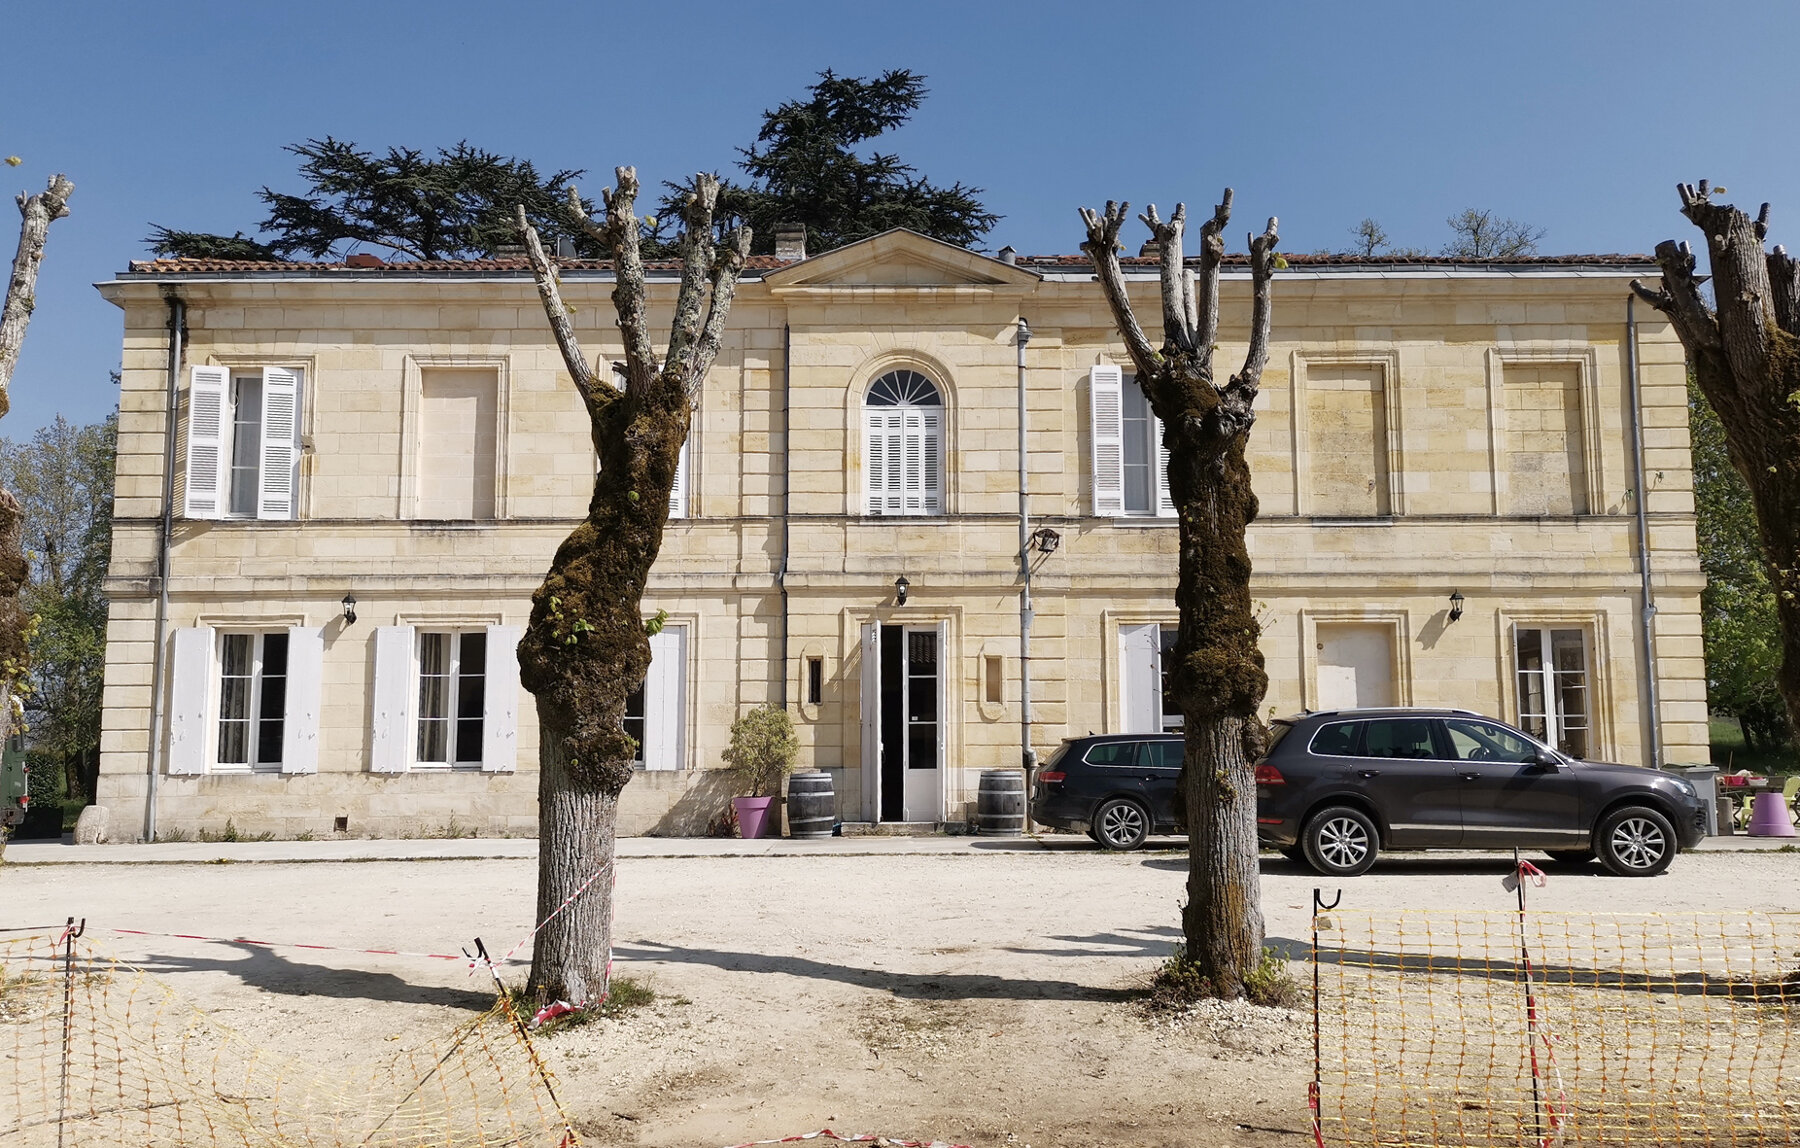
1532, 749, 1561, 770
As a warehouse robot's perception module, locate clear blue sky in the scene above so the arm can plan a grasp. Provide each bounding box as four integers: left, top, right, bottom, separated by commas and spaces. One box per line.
4, 0, 1796, 434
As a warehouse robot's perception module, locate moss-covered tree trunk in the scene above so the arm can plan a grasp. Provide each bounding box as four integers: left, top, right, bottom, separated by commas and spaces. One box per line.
0, 174, 75, 751
515, 170, 747, 1008
1633, 183, 1800, 741
1080, 193, 1279, 998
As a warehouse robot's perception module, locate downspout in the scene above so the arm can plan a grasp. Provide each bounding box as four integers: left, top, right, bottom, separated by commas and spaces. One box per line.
1626, 294, 1664, 768
144, 292, 184, 842
777, 323, 791, 707
1016, 318, 1035, 786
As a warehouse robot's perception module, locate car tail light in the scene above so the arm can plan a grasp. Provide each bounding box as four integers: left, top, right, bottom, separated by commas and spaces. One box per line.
1254, 764, 1285, 786
1037, 771, 1065, 784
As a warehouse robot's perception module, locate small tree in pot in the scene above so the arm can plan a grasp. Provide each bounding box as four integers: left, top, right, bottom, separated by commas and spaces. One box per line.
723, 706, 798, 839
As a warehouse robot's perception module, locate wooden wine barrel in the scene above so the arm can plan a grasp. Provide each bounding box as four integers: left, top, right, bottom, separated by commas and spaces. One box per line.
976, 770, 1026, 836
786, 772, 836, 839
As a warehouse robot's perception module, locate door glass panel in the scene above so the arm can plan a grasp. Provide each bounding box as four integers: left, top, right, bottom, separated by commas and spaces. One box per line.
1514, 628, 1550, 744
1443, 719, 1538, 763
416, 633, 451, 763
906, 631, 936, 769
1309, 721, 1360, 757
217, 633, 253, 765
624, 684, 646, 765
1551, 629, 1589, 758
1158, 627, 1183, 732
1084, 741, 1138, 767
255, 632, 287, 766
1360, 719, 1436, 760
1144, 740, 1183, 769
455, 632, 486, 763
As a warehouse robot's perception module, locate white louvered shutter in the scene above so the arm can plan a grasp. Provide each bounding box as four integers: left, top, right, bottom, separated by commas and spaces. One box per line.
918, 409, 943, 514
257, 367, 300, 520
183, 367, 229, 519
860, 623, 880, 820
1089, 365, 1125, 516
1154, 413, 1175, 517
902, 410, 925, 514
668, 433, 689, 519
643, 626, 687, 771
167, 626, 214, 774
866, 408, 904, 515
281, 626, 323, 774
481, 624, 522, 772
370, 625, 414, 773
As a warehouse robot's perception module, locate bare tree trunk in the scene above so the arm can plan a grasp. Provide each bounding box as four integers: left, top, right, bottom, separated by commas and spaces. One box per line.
1633, 182, 1800, 739
1081, 192, 1280, 998
0, 174, 75, 749
515, 169, 748, 1009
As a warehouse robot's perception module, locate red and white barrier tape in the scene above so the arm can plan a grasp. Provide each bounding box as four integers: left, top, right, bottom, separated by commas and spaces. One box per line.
500, 859, 613, 965
109, 927, 516, 967
719, 1130, 972, 1148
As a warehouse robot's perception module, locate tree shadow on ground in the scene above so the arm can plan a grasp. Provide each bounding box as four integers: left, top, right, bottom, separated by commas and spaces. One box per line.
1140, 855, 1616, 878
613, 939, 1133, 1002
130, 941, 497, 1011
1002, 925, 1181, 960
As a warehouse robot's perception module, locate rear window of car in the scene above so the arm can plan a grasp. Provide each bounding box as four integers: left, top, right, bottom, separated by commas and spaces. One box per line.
1309, 721, 1360, 757
1144, 740, 1183, 769
1265, 721, 1293, 755
1083, 741, 1140, 767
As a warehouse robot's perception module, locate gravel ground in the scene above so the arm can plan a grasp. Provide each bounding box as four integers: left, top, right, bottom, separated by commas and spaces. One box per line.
2, 846, 1796, 1147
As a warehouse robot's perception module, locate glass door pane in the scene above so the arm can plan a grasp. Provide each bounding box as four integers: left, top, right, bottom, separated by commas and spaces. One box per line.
906, 630, 937, 770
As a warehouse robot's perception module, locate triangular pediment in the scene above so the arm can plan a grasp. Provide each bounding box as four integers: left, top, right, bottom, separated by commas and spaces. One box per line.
763, 229, 1039, 288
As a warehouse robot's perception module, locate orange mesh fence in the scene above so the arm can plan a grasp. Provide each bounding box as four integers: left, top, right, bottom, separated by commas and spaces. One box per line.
0, 927, 579, 1148
1311, 909, 1800, 1147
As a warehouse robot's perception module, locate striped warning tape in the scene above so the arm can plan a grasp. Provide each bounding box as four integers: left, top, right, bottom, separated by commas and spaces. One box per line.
719, 1130, 971, 1148
109, 928, 523, 966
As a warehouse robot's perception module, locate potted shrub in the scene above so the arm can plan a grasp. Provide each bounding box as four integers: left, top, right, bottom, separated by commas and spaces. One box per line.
723, 706, 798, 839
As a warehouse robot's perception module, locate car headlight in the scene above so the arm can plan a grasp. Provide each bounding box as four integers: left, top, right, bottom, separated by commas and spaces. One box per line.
1671, 778, 1696, 798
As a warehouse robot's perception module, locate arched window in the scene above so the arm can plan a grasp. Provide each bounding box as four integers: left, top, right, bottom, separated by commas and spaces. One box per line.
863, 369, 944, 515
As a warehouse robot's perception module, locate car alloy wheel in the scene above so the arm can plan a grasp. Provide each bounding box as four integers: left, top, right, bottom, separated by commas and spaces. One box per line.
1302, 806, 1379, 877
1595, 805, 1676, 877
1093, 798, 1150, 851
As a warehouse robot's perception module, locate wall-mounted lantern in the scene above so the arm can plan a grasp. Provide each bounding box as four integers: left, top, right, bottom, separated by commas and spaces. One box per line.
1029, 526, 1061, 555
895, 576, 910, 607
341, 593, 358, 626
1448, 590, 1464, 623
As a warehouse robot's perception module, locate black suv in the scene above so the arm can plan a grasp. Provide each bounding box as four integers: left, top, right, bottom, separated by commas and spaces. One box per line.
1032, 733, 1185, 850
1257, 709, 1708, 877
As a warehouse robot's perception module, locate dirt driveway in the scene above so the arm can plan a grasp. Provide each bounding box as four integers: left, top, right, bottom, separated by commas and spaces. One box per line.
4, 844, 1796, 1147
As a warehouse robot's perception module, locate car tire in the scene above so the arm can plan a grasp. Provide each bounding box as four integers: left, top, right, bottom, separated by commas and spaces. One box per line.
1544, 848, 1596, 867
1596, 806, 1677, 877
1092, 798, 1151, 851
1301, 806, 1379, 877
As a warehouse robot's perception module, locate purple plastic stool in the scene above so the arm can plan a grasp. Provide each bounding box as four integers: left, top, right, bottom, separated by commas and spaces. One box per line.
1747, 791, 1797, 838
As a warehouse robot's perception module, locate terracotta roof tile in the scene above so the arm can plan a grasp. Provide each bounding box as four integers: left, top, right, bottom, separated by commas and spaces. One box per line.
125, 255, 793, 274
1020, 252, 1657, 268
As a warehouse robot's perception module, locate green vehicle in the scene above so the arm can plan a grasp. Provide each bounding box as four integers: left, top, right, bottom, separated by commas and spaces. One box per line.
1, 733, 26, 829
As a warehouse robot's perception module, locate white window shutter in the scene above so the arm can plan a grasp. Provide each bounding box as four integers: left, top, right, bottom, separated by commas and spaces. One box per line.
919, 409, 943, 514
482, 624, 522, 772
182, 367, 229, 519
866, 409, 903, 515
167, 626, 214, 774
901, 410, 924, 514
668, 433, 689, 519
1090, 365, 1125, 516
257, 367, 300, 520
281, 626, 323, 774
1154, 413, 1176, 517
1119, 623, 1161, 734
643, 626, 687, 771
370, 625, 414, 773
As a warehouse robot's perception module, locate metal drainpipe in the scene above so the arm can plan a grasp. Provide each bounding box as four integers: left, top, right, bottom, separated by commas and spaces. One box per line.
777, 323, 791, 707
1016, 318, 1035, 795
1626, 294, 1664, 768
143, 293, 184, 842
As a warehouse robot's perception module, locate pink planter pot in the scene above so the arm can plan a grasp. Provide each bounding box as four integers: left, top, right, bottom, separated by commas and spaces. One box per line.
734, 796, 778, 840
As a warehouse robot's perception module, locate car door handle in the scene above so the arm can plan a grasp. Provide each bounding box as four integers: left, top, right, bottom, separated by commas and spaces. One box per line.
1358, 770, 1381, 779
1460, 772, 1482, 781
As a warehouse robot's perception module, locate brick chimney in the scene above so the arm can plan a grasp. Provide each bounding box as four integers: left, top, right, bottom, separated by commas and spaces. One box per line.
345, 252, 386, 269
775, 224, 807, 261
1137, 239, 1161, 260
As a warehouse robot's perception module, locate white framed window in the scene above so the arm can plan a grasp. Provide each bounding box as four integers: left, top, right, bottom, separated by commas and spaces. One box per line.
625, 625, 688, 770
1090, 365, 1172, 518
1120, 622, 1182, 733
369, 623, 521, 773
182, 366, 302, 520
414, 631, 487, 768
864, 369, 944, 516
216, 632, 288, 771
1514, 626, 1590, 758
166, 625, 322, 775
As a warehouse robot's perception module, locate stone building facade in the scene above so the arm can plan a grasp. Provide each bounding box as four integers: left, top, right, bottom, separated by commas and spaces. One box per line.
93, 230, 1707, 840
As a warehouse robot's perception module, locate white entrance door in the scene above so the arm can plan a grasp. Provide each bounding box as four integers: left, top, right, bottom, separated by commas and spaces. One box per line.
1315, 623, 1396, 710
860, 622, 945, 822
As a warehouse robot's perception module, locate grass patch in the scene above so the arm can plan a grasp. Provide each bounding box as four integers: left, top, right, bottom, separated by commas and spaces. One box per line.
1146, 944, 1302, 1011
506, 975, 662, 1035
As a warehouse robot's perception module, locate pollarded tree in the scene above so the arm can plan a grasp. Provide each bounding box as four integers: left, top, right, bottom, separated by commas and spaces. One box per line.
1079, 191, 1279, 997
513, 169, 748, 1009
1632, 182, 1800, 741
1, 172, 75, 750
